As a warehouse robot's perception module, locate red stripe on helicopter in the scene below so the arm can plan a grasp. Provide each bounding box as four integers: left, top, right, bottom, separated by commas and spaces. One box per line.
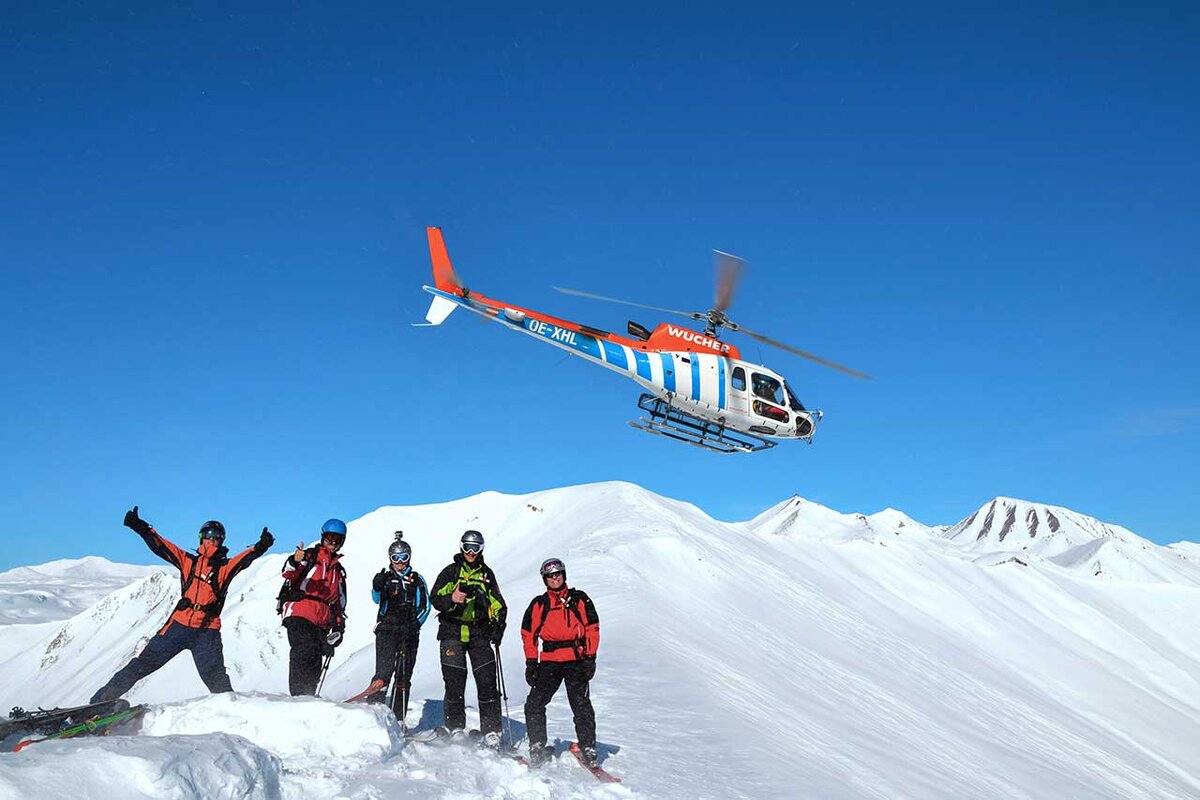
647, 324, 741, 359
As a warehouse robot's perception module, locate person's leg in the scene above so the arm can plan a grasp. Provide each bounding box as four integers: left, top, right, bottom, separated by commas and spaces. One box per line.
372, 628, 399, 703
392, 631, 419, 720
523, 661, 564, 749
190, 628, 234, 693
286, 619, 326, 696
563, 661, 597, 749
468, 639, 501, 734
90, 624, 188, 703
439, 639, 468, 730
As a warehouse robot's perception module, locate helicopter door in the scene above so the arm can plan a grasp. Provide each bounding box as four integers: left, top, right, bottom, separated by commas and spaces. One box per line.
728, 365, 750, 416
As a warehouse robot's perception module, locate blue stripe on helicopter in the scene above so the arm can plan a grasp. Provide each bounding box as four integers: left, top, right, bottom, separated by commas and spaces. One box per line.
521, 318, 602, 359
690, 356, 701, 400
718, 357, 726, 410
601, 340, 628, 370
660, 353, 675, 393
633, 350, 652, 381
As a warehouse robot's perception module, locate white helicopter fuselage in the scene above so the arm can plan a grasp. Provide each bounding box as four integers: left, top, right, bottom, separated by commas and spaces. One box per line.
421, 286, 819, 442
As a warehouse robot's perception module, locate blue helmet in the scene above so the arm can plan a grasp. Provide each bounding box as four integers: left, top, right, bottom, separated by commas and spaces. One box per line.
321, 518, 347, 537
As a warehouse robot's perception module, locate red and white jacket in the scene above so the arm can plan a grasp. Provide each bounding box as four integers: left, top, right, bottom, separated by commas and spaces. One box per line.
520, 585, 600, 663
281, 545, 347, 631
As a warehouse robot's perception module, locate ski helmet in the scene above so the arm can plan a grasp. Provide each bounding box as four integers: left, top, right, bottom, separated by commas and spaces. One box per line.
321, 518, 347, 537
539, 558, 566, 581
460, 530, 485, 554
388, 531, 412, 562
198, 520, 226, 542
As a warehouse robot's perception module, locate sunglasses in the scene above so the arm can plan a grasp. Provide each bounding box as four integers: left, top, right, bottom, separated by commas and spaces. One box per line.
461, 543, 483, 554
543, 571, 565, 580
390, 553, 410, 562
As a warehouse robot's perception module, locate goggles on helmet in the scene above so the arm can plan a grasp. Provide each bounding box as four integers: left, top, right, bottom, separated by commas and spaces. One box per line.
199, 526, 224, 541
540, 559, 565, 578
461, 542, 483, 555
389, 552, 410, 563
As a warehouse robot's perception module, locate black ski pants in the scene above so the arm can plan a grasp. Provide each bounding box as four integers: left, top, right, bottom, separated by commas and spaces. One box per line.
439, 638, 500, 733
285, 617, 329, 696
91, 622, 232, 703
524, 660, 595, 749
372, 625, 420, 716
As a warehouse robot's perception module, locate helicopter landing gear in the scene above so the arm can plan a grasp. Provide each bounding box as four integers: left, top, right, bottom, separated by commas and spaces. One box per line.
628, 394, 777, 454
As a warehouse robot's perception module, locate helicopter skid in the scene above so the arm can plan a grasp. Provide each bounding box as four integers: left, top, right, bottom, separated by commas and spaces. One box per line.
629, 394, 777, 454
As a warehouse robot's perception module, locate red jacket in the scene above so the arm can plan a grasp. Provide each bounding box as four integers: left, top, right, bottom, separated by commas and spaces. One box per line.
281, 545, 347, 631
521, 585, 600, 663
137, 527, 268, 633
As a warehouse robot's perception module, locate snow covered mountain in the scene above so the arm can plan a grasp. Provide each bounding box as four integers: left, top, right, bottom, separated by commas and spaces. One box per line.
944, 496, 1200, 583
0, 557, 160, 625
2, 483, 1200, 800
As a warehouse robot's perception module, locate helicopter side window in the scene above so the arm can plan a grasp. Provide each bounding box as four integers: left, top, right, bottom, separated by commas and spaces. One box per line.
731, 367, 746, 391
751, 373, 784, 406
784, 381, 806, 412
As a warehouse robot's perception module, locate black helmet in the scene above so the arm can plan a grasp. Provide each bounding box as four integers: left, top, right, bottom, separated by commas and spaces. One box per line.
540, 558, 566, 581
199, 520, 226, 543
460, 530, 484, 554
388, 532, 412, 561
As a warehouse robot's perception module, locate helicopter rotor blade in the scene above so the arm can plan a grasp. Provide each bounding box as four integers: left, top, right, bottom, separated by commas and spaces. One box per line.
713, 250, 746, 312
736, 325, 874, 380
553, 286, 701, 320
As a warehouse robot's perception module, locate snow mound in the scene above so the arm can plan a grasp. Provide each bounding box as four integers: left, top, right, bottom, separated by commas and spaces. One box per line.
141, 692, 404, 766
0, 731, 282, 800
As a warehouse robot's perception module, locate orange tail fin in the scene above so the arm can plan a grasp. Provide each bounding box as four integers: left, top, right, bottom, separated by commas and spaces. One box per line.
426, 227, 464, 295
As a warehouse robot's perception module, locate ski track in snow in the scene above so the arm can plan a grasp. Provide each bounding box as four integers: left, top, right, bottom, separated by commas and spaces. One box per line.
2, 482, 1200, 799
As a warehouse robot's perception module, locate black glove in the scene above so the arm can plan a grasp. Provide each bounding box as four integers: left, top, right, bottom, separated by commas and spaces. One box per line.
525, 659, 539, 687
372, 571, 388, 594
322, 639, 336, 657
257, 527, 274, 550
123, 506, 152, 536
581, 656, 596, 681
489, 624, 505, 646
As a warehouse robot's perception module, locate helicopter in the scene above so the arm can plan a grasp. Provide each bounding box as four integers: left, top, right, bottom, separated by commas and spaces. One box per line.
417, 227, 871, 453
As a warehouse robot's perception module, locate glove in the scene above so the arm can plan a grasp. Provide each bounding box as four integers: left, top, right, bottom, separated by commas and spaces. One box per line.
326, 629, 342, 649
525, 659, 538, 687
123, 506, 152, 536
489, 624, 504, 646
322, 639, 336, 657
257, 527, 274, 549
581, 656, 596, 681
372, 571, 388, 594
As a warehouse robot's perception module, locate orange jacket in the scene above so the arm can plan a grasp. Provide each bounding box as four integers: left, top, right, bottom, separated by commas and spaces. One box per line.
280, 545, 348, 631
137, 527, 268, 633
520, 586, 599, 662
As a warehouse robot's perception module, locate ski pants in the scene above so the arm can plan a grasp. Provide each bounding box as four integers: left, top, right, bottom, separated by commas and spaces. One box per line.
439, 638, 500, 733
372, 626, 420, 716
285, 617, 329, 696
91, 622, 232, 703
524, 659, 595, 749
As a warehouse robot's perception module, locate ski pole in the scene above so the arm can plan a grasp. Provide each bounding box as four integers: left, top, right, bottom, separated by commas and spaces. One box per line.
316, 651, 333, 697
398, 648, 409, 735
494, 642, 511, 748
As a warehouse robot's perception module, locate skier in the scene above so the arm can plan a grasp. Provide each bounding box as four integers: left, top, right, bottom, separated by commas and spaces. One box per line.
520, 557, 601, 767
91, 506, 274, 703
280, 518, 349, 696
429, 530, 507, 747
360, 532, 429, 720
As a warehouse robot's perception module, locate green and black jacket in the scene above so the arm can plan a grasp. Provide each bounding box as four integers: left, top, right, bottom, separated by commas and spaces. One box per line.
429, 553, 507, 643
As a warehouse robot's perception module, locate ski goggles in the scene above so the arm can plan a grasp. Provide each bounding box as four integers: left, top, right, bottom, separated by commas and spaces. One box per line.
199, 527, 224, 541
461, 542, 483, 555
389, 552, 410, 563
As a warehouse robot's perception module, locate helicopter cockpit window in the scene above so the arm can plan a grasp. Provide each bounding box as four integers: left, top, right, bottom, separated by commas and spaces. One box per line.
784, 381, 806, 412
751, 373, 784, 406
731, 367, 746, 391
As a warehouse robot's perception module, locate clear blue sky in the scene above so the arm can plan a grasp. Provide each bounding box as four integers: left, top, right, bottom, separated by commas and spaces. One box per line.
2, 3, 1197, 570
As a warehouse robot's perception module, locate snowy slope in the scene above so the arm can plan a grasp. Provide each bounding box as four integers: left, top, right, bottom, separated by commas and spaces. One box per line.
0, 557, 160, 625
2, 483, 1200, 799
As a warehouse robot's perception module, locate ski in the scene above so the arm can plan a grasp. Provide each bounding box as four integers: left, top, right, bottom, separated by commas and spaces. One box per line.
12, 704, 147, 752
345, 678, 386, 704
568, 741, 622, 783
2, 700, 133, 751
405, 726, 453, 744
